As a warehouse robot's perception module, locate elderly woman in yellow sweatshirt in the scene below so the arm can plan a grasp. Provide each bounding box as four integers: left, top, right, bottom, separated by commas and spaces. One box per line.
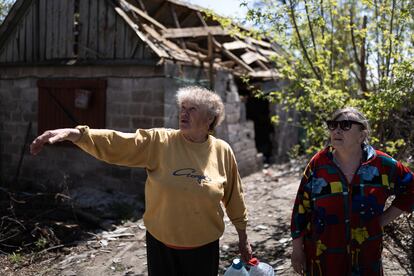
30, 86, 252, 276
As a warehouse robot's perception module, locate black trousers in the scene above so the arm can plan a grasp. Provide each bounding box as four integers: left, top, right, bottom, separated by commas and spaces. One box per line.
146, 231, 219, 276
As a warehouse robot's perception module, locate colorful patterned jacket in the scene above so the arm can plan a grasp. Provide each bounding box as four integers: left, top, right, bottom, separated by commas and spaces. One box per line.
291, 145, 414, 275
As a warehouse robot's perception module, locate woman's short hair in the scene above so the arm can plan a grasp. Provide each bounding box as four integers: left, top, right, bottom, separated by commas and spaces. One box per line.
330, 107, 371, 144
176, 86, 225, 131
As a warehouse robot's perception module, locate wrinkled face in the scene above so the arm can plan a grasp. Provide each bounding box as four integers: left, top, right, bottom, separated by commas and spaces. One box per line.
179, 101, 212, 134
329, 114, 365, 150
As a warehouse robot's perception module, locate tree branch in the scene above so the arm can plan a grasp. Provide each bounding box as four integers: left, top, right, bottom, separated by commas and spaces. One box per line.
385, 0, 396, 79
285, 0, 322, 82
304, 0, 318, 59
360, 15, 368, 92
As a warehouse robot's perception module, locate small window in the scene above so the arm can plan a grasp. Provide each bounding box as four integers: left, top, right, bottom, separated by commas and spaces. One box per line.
37, 79, 106, 135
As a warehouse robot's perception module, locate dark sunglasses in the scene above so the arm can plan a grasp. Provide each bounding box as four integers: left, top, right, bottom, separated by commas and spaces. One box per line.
326, 120, 364, 131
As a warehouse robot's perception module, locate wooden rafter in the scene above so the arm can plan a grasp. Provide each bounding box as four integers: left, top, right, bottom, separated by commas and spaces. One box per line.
196, 11, 208, 27
212, 38, 254, 73
113, 6, 169, 58
119, 0, 166, 30
142, 23, 191, 62
162, 26, 227, 38
168, 2, 186, 49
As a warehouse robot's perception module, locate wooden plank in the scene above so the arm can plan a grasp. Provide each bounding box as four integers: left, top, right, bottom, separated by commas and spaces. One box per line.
78, 0, 89, 59
89, 0, 98, 59
5, 39, 13, 62
106, 2, 116, 59
0, 47, 5, 62
223, 40, 251, 51
141, 23, 190, 62
119, 0, 166, 30
241, 51, 268, 65
19, 15, 25, 61
244, 36, 272, 48
162, 26, 227, 38
25, 3, 33, 62
33, 0, 39, 61
98, 0, 107, 57
186, 41, 208, 55
168, 2, 185, 49
212, 38, 254, 73
39, 0, 46, 60
196, 11, 207, 26
58, 0, 67, 58
66, 0, 75, 58
114, 8, 125, 58
13, 28, 19, 61
124, 24, 134, 58
52, 0, 59, 58
114, 6, 169, 58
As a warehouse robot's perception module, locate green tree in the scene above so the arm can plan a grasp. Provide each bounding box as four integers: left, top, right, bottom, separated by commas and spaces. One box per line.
241, 0, 414, 157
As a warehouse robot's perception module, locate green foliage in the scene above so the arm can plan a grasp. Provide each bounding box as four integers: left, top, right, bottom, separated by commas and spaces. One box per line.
9, 252, 23, 265
236, 0, 414, 159
35, 237, 48, 249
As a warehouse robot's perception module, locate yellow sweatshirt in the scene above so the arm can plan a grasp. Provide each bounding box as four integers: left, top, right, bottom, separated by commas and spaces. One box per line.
74, 126, 248, 247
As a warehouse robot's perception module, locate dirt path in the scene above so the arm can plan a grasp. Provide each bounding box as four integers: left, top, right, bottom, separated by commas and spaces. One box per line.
1, 163, 410, 275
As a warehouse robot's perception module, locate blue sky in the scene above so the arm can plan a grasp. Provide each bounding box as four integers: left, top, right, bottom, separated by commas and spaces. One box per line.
185, 0, 248, 18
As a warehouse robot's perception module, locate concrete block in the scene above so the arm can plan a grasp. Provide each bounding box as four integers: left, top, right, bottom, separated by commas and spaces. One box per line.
128, 103, 144, 116
132, 91, 152, 102
108, 89, 131, 103
111, 117, 130, 129
142, 104, 163, 117
152, 117, 165, 128
131, 117, 153, 129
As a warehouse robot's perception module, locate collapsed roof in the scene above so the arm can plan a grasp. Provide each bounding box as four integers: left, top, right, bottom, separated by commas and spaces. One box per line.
0, 0, 283, 79
113, 0, 282, 79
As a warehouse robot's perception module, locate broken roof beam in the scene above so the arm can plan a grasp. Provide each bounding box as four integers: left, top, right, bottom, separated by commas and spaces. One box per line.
168, 2, 186, 49
212, 39, 255, 73
114, 6, 169, 58
241, 51, 268, 65
162, 26, 228, 38
141, 24, 192, 62
196, 11, 208, 27
223, 40, 254, 51
118, 0, 166, 30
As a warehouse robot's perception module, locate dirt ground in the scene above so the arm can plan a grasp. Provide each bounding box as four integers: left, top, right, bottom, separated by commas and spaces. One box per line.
0, 162, 411, 275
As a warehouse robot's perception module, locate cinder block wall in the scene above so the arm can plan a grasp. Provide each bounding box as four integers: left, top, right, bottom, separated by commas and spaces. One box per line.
0, 65, 165, 195
0, 63, 261, 195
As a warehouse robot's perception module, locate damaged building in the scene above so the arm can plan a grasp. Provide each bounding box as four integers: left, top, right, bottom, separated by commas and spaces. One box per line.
0, 0, 298, 197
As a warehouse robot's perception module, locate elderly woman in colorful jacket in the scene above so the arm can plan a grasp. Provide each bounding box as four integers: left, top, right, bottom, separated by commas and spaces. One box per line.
31, 86, 252, 276
290, 107, 414, 275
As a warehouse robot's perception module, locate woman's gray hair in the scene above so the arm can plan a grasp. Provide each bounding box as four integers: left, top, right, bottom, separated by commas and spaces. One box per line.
176, 86, 225, 131
330, 107, 371, 145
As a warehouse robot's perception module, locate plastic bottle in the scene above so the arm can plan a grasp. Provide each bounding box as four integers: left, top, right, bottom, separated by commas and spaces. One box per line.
224, 258, 249, 276
248, 258, 275, 276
